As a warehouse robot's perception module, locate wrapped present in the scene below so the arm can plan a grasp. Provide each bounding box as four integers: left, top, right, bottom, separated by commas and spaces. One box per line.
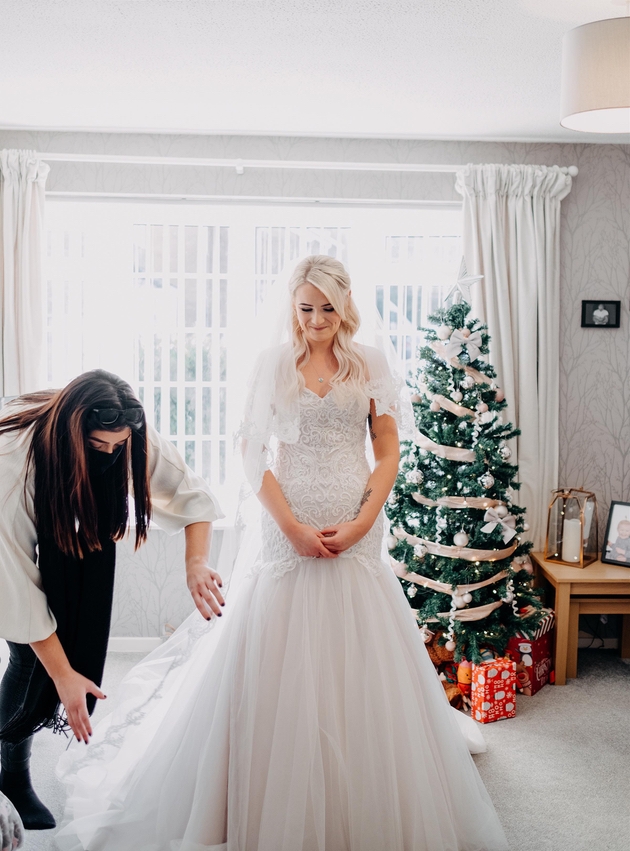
506, 609, 555, 696
470, 658, 516, 724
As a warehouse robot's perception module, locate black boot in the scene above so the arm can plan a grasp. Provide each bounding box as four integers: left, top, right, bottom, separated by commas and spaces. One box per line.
0, 738, 56, 830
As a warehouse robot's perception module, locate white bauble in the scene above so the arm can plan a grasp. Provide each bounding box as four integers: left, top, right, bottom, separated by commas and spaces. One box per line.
453, 531, 469, 547
430, 401, 441, 413
522, 522, 530, 531
461, 327, 471, 338
495, 504, 509, 518
407, 585, 417, 599
453, 595, 467, 609
413, 543, 427, 558
387, 535, 398, 550
437, 325, 452, 340
410, 393, 422, 404
495, 388, 505, 402
462, 592, 473, 604
479, 472, 495, 489
458, 420, 468, 431
476, 402, 488, 413
406, 469, 424, 485
451, 390, 463, 402
461, 375, 475, 389
445, 640, 457, 652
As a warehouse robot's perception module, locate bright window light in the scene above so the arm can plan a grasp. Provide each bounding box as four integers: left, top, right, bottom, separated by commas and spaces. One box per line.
45, 201, 461, 516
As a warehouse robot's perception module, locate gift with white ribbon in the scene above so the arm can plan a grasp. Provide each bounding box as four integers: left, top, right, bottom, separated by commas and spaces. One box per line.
443, 329, 483, 362
481, 508, 517, 543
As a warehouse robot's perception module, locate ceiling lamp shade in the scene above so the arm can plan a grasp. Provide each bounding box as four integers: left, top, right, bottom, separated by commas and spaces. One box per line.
560, 16, 630, 133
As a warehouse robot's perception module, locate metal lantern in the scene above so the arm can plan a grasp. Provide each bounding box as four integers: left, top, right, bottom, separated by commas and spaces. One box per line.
545, 488, 598, 568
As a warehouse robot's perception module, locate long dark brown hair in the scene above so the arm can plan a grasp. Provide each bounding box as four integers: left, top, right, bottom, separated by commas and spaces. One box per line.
0, 370, 151, 558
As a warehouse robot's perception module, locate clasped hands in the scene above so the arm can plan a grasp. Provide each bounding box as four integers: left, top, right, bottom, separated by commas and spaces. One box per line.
287, 520, 368, 559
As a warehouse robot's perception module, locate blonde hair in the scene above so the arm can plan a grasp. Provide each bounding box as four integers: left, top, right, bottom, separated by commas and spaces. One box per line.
288, 255, 367, 395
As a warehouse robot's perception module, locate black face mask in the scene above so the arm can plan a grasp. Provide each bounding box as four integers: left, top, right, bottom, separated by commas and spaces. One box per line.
88, 444, 124, 476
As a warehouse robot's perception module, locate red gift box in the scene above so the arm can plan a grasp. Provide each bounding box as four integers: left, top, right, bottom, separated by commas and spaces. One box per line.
506, 609, 555, 696
470, 658, 516, 724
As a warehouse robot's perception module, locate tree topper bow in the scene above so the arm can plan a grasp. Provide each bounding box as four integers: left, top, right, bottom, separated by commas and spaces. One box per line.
443, 329, 483, 362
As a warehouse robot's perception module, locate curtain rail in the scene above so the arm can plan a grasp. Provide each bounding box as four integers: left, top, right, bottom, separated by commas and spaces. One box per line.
39, 153, 578, 176
45, 191, 462, 208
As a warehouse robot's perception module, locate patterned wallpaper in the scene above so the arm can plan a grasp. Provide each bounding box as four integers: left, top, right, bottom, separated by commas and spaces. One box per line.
1, 129, 627, 633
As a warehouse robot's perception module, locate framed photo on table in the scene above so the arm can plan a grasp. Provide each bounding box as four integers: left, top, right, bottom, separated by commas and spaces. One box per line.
602, 501, 630, 565
581, 300, 620, 328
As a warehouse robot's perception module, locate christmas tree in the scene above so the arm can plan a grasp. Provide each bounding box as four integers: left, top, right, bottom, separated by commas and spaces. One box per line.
385, 298, 544, 665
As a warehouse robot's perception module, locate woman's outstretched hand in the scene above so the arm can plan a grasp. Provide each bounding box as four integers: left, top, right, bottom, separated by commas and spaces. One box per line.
186, 562, 225, 620
55, 670, 106, 744
319, 520, 369, 555
287, 523, 338, 558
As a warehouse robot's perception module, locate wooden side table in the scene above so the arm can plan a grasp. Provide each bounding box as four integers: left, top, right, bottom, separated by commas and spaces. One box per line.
530, 552, 630, 685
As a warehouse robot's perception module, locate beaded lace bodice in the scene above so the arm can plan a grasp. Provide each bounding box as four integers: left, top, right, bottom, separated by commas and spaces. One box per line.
259, 389, 384, 577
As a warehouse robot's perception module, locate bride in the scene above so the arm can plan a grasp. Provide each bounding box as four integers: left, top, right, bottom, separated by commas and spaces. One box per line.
56, 256, 508, 851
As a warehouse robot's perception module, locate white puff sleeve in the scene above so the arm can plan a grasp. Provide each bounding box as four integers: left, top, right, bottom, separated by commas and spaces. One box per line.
361, 345, 417, 440
0, 430, 57, 643
147, 424, 224, 533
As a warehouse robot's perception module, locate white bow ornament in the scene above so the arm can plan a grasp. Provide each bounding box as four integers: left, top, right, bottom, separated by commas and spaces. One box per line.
444, 329, 483, 363
481, 508, 517, 543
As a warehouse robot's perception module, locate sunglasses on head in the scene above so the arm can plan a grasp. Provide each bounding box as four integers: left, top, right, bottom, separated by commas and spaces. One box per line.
91, 407, 145, 429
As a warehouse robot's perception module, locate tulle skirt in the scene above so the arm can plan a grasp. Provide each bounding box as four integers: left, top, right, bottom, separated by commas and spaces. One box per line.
55, 557, 508, 851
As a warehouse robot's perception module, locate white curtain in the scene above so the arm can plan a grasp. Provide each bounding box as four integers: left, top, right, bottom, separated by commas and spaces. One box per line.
0, 149, 50, 398
455, 164, 573, 549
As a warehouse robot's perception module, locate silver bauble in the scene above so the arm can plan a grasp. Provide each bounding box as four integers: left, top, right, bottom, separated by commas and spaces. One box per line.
479, 472, 495, 489
406, 469, 424, 485
498, 443, 512, 460
407, 585, 418, 599
413, 543, 427, 558
461, 375, 475, 389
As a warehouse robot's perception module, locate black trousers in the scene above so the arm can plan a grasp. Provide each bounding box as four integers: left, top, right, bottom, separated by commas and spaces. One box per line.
0, 642, 38, 771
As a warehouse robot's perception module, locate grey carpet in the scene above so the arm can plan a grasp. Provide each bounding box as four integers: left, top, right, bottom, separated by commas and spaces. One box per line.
19, 649, 630, 851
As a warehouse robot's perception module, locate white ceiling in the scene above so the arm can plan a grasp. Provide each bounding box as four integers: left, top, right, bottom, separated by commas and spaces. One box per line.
0, 0, 628, 141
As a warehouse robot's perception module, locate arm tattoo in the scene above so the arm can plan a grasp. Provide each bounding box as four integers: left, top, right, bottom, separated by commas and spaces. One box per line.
367, 413, 377, 441
359, 488, 373, 510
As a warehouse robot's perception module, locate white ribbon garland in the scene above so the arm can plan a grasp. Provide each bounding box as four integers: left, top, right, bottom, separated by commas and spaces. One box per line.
392, 527, 518, 562
481, 508, 517, 543
391, 558, 508, 596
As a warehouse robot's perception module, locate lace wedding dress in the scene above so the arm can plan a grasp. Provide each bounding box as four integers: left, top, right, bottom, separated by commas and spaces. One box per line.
56, 387, 508, 851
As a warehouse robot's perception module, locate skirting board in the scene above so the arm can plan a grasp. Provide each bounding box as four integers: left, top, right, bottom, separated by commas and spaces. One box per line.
107, 637, 163, 653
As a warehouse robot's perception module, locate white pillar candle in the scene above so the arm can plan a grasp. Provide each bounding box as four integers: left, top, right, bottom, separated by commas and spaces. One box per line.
562, 518, 582, 563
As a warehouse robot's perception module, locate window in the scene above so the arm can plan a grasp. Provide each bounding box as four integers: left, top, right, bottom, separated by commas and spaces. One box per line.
45, 202, 461, 514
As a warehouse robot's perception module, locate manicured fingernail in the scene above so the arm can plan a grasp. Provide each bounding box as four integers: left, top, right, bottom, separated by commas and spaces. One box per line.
220, 602, 225, 606
218, 612, 222, 617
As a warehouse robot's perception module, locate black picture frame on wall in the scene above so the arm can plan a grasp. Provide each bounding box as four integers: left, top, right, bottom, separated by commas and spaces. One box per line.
602, 501, 630, 565
581, 300, 620, 328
